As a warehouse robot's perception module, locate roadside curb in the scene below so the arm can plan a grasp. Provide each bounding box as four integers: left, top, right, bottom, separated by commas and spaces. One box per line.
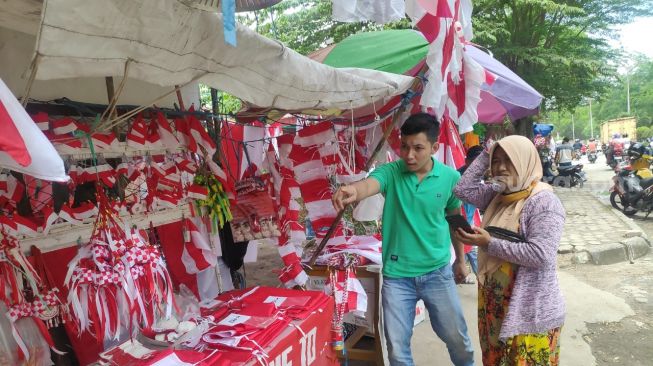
571, 192, 652, 265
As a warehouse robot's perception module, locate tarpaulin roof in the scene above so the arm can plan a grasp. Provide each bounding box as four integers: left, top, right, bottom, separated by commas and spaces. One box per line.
32, 0, 414, 112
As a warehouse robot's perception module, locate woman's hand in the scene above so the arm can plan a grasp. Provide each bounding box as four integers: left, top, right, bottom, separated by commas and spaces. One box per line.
453, 226, 491, 247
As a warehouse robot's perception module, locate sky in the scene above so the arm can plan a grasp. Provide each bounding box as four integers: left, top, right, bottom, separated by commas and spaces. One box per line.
613, 16, 653, 60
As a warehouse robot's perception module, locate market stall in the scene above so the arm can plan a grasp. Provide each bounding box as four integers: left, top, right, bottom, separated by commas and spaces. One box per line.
0, 0, 548, 365
0, 0, 417, 364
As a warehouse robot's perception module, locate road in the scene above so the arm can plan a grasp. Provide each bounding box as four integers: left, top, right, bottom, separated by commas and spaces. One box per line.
561, 153, 653, 366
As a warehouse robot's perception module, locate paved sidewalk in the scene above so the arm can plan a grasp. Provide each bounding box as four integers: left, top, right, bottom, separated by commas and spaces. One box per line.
554, 187, 651, 264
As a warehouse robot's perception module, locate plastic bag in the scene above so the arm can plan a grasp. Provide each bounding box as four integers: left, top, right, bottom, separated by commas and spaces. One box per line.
332, 0, 405, 24
353, 194, 384, 221
175, 284, 201, 321
0, 302, 53, 366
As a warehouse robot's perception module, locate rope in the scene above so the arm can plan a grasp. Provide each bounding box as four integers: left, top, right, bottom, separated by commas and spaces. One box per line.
95, 72, 209, 132
20, 54, 41, 107
100, 59, 132, 122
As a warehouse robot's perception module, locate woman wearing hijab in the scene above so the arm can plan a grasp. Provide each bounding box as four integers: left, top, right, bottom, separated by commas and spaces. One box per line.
452, 135, 566, 366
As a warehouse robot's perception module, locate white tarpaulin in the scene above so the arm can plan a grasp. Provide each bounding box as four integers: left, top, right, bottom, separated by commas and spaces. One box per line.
33, 0, 415, 111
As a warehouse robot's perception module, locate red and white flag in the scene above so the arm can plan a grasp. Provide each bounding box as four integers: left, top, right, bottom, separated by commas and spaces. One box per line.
14, 214, 41, 236
91, 132, 119, 151
0, 78, 67, 181
127, 115, 148, 148
187, 184, 208, 201
31, 112, 49, 131
187, 110, 216, 157
0, 173, 25, 205
154, 112, 179, 149
181, 218, 216, 274
51, 117, 78, 136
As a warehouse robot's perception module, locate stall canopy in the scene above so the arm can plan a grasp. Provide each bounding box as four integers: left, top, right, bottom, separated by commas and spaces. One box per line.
31, 0, 414, 112
311, 29, 544, 124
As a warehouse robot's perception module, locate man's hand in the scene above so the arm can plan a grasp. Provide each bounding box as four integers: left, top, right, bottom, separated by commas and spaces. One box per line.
453, 259, 469, 284
453, 226, 491, 247
332, 185, 358, 212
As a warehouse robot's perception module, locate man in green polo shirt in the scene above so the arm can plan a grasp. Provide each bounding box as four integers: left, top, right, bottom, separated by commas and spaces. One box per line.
332, 113, 474, 366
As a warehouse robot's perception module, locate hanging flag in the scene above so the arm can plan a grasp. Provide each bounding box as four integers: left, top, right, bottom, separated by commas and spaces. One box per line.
0, 78, 67, 181
181, 218, 216, 274
154, 112, 180, 149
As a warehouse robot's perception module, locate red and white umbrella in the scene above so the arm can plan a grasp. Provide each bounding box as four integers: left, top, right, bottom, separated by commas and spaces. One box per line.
0, 78, 67, 182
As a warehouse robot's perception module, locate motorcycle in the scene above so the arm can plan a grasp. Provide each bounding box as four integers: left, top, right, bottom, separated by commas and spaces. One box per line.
552, 164, 586, 188
609, 156, 653, 216
542, 157, 586, 188
588, 151, 597, 163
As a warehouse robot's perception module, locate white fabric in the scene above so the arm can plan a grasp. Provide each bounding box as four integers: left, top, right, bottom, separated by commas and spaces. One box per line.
34, 0, 414, 111
0, 78, 67, 181
239, 126, 266, 179
332, 0, 405, 24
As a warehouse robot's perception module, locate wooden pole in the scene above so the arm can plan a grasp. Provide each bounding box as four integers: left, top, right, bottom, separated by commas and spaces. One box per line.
307, 77, 422, 267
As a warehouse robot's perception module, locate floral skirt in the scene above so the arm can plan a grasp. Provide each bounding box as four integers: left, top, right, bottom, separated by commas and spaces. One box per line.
478, 262, 561, 366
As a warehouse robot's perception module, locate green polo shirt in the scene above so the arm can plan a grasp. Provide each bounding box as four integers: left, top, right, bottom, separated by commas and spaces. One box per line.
369, 157, 461, 278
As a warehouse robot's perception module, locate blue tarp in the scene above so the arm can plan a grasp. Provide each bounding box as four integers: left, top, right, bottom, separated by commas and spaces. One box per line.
533, 124, 555, 137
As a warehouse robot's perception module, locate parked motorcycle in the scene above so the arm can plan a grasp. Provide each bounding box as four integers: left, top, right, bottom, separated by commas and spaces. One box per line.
609, 143, 653, 216
552, 164, 586, 188
610, 166, 653, 217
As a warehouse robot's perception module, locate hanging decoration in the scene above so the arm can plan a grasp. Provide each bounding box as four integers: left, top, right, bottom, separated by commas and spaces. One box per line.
192, 170, 232, 232
64, 188, 177, 342
0, 227, 67, 361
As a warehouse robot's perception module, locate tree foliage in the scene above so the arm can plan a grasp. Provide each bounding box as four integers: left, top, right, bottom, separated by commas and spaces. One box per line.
235, 0, 653, 134
238, 0, 411, 55
549, 56, 653, 140
473, 0, 653, 112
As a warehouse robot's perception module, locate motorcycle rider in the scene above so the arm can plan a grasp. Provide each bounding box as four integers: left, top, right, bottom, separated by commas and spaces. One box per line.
555, 137, 574, 167
588, 138, 598, 153
572, 139, 583, 160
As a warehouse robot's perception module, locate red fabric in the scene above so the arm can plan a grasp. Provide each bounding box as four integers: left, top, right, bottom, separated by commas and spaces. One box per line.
0, 100, 31, 166
220, 122, 244, 181
156, 220, 200, 298
27, 246, 103, 365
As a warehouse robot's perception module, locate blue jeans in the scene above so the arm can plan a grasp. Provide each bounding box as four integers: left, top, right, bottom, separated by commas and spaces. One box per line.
465, 247, 478, 275
382, 265, 474, 366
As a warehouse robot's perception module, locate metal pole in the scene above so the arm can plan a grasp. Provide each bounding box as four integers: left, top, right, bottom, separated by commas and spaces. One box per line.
627, 74, 631, 115
571, 114, 575, 140
589, 99, 593, 139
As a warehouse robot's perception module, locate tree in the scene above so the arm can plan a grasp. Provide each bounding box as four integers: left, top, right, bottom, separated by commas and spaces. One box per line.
238, 0, 411, 55
473, 0, 653, 113
636, 126, 651, 139
550, 56, 653, 138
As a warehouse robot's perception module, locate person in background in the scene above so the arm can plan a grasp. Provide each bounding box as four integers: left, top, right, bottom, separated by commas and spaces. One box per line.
453, 135, 566, 366
457, 145, 485, 283
332, 113, 474, 366
588, 138, 598, 153
555, 137, 574, 167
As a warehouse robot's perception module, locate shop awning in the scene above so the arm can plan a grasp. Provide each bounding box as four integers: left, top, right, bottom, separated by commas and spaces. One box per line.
31, 0, 414, 112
